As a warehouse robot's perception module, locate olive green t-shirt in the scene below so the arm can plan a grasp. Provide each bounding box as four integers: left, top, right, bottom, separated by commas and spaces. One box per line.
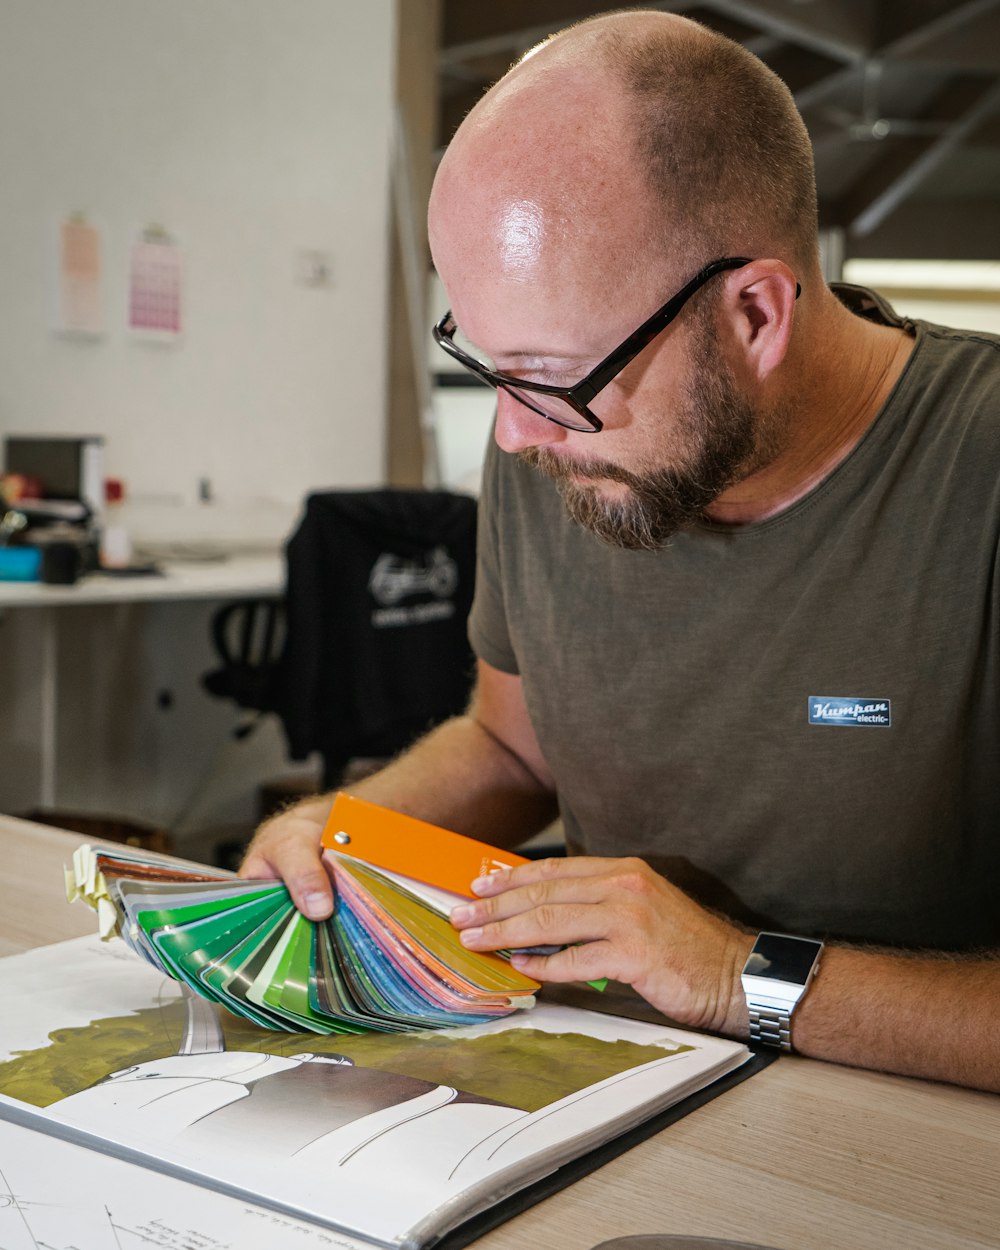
468, 287, 1000, 951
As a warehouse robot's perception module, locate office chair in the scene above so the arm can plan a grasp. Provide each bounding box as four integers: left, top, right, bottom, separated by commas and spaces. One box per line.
201, 597, 284, 739
271, 488, 478, 787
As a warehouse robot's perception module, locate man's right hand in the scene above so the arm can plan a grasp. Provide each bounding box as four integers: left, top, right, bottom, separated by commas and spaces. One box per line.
239, 797, 335, 920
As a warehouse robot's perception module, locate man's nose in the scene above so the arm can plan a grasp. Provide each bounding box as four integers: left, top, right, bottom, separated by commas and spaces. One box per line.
493, 389, 568, 455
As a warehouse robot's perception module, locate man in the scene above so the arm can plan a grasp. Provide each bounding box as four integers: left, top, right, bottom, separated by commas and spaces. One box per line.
243, 11, 1000, 1090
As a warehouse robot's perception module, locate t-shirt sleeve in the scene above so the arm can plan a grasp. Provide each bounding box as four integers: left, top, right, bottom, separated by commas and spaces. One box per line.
468, 432, 520, 675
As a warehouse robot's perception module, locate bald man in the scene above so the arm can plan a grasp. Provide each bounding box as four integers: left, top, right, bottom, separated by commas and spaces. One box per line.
244, 12, 1000, 1090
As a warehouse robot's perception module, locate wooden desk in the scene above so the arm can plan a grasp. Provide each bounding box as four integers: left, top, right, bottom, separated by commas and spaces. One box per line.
3, 814, 997, 1250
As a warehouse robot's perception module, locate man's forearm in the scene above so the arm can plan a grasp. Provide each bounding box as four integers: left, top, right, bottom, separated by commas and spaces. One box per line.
274, 713, 558, 850
453, 853, 1000, 1093
788, 945, 1000, 1091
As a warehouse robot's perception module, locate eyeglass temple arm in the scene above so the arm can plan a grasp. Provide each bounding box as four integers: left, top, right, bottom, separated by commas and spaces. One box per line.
576, 259, 803, 402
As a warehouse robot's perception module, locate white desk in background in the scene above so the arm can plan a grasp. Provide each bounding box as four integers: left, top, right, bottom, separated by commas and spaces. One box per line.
0, 551, 283, 609
0, 553, 283, 814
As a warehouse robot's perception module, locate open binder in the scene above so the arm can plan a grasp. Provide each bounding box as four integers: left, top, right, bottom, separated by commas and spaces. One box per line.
20, 795, 769, 1248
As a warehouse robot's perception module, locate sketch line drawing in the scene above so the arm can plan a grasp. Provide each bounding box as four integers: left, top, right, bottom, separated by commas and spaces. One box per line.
105, 1203, 126, 1250
0, 1159, 42, 1250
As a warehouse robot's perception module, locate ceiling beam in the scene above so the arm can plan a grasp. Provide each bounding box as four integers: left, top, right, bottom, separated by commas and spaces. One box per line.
890, 17, 1000, 74
835, 77, 1000, 236
875, 0, 1000, 59
440, 0, 873, 69
699, 0, 872, 63
968, 115, 1000, 145
440, 0, 765, 61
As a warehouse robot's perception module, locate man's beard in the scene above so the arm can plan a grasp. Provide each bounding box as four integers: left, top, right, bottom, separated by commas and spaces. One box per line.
519, 348, 774, 551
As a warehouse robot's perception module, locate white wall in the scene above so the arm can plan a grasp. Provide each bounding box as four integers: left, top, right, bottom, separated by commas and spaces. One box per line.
0, 0, 396, 539
0, 2, 397, 851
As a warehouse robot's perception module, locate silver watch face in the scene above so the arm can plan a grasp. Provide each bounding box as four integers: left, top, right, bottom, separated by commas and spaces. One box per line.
743, 932, 822, 987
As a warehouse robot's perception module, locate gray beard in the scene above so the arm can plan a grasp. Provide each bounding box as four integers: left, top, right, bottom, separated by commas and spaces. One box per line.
519, 355, 765, 551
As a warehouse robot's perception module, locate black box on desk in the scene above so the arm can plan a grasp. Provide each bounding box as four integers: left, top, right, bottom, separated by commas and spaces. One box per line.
3, 436, 104, 514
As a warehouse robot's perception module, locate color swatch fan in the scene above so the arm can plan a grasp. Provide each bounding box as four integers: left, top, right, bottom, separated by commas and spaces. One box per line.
67, 799, 539, 1034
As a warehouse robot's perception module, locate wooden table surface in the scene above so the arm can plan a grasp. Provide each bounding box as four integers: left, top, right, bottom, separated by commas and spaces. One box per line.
2, 814, 997, 1250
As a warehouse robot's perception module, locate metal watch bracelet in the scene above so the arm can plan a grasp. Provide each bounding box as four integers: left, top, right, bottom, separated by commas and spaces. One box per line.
747, 1004, 793, 1052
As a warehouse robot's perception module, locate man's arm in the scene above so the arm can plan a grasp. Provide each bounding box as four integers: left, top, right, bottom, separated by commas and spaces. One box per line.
451, 857, 1000, 1092
242, 659, 1000, 1091
239, 659, 559, 918
787, 942, 1000, 1090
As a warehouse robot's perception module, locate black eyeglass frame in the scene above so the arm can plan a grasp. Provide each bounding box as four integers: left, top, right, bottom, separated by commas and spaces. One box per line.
433, 255, 775, 433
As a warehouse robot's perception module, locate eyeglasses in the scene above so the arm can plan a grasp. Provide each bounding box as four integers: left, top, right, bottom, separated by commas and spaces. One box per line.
433, 256, 757, 433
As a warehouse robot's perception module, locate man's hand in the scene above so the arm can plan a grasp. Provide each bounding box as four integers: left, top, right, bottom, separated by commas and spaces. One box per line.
450, 855, 754, 1035
240, 798, 334, 920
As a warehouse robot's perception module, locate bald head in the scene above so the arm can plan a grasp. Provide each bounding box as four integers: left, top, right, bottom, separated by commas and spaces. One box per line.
434, 60, 643, 309
430, 10, 819, 330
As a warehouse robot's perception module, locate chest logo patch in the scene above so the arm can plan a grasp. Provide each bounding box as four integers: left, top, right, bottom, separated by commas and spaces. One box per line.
808, 696, 891, 727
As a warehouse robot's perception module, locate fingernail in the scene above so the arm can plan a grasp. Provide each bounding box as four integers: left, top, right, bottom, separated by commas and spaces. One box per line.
470, 876, 492, 895
459, 927, 483, 946
450, 904, 474, 924
301, 891, 330, 920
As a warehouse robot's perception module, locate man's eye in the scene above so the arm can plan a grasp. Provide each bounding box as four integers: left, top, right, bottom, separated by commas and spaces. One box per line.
522, 368, 577, 386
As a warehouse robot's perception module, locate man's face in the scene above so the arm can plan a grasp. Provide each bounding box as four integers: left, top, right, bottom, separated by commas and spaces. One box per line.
429, 128, 780, 548
517, 311, 771, 550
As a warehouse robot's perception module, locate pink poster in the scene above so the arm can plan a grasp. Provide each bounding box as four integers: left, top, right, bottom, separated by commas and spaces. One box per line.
128, 227, 182, 336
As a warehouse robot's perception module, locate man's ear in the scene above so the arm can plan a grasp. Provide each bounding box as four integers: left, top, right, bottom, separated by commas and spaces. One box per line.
720, 260, 799, 383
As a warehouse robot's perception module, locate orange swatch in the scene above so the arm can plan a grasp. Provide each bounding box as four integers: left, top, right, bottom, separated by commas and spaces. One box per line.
321, 793, 529, 899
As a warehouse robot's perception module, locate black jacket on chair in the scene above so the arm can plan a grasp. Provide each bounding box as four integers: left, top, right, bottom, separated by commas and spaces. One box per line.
273, 489, 478, 786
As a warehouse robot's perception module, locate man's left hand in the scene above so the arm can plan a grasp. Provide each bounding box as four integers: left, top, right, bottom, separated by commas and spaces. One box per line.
450, 855, 754, 1035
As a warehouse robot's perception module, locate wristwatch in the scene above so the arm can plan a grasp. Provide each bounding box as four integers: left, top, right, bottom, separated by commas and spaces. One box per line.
740, 931, 824, 1052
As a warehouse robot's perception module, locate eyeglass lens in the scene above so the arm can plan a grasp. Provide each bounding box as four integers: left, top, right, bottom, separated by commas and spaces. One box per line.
448, 324, 596, 430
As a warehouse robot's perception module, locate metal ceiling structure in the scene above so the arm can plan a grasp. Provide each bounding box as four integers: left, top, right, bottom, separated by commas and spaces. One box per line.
437, 0, 1000, 261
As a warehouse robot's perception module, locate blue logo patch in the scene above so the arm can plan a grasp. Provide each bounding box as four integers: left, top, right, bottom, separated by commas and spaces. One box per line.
808, 696, 891, 727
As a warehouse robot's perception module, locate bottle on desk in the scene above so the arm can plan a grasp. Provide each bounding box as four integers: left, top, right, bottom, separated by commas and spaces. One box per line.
100, 477, 132, 569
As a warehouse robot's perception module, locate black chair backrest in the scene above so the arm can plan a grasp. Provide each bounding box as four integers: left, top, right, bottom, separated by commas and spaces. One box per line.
273, 488, 478, 784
